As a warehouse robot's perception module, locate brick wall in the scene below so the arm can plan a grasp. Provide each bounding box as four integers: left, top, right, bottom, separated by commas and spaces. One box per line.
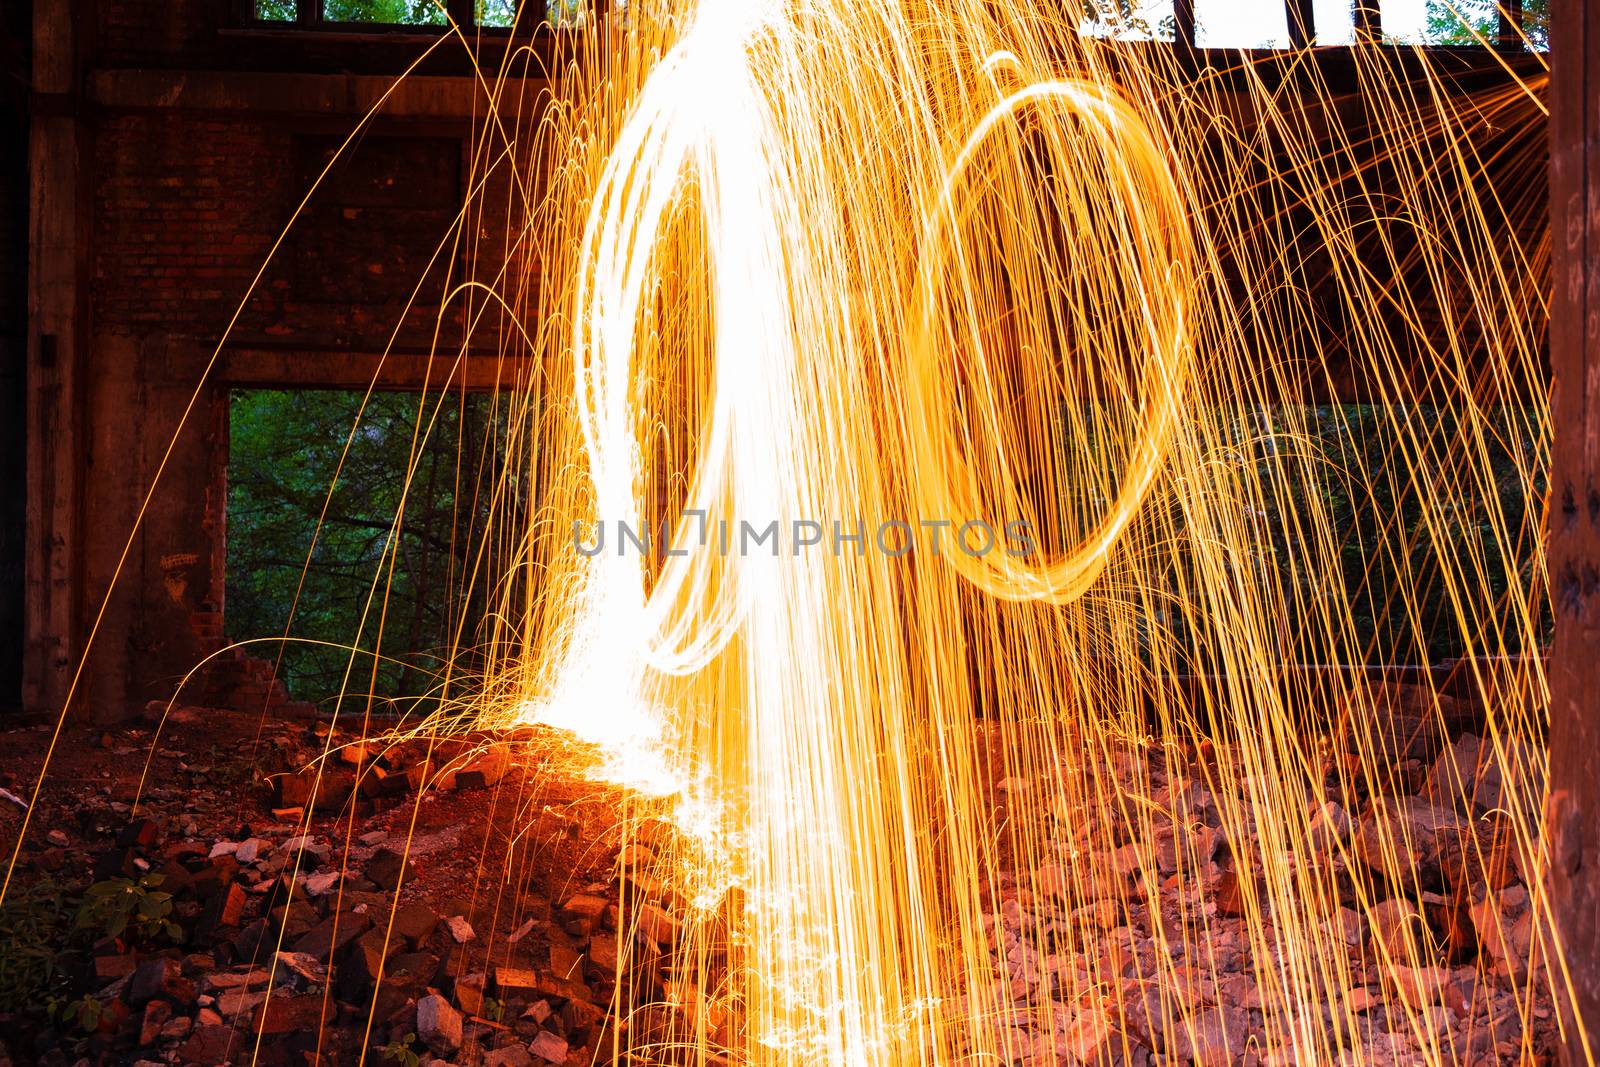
93, 114, 469, 352
98, 0, 227, 69
81, 98, 492, 714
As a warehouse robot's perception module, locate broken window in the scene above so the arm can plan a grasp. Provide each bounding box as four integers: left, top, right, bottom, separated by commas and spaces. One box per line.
477, 0, 514, 25
1147, 404, 1547, 670
1195, 0, 1291, 46
1415, 0, 1548, 46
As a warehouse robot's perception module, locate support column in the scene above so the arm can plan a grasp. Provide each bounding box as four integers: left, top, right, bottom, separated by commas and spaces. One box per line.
1354, 0, 1382, 42
1547, 0, 1600, 1055
23, 0, 85, 717
1286, 0, 1316, 48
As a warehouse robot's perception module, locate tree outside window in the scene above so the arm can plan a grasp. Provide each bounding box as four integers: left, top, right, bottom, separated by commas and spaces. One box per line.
324, 0, 448, 25
1424, 0, 1548, 45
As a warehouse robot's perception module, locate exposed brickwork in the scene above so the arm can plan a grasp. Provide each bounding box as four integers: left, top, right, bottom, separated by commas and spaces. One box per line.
98, 0, 223, 69
93, 114, 287, 338
93, 114, 468, 351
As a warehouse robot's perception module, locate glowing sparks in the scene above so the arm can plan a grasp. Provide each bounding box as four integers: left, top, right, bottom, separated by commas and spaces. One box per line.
497, 4, 1557, 1061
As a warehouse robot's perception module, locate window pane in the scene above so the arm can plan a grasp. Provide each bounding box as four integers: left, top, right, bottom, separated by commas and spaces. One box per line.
1196, 0, 1289, 46
546, 0, 588, 26
1416, 0, 1545, 44
323, 0, 448, 24
1313, 0, 1357, 43
1414, 0, 1495, 40
1524, 0, 1548, 48
1078, 0, 1176, 41
254, 0, 296, 20
477, 0, 518, 26
1380, 0, 1433, 40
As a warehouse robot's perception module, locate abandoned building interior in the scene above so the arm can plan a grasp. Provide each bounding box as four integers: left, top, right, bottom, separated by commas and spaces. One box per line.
3, 0, 1600, 1065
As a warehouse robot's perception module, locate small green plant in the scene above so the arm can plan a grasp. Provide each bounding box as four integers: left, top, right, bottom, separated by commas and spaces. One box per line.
73, 874, 182, 947
51, 992, 107, 1034
0, 878, 72, 1012
382, 1032, 421, 1067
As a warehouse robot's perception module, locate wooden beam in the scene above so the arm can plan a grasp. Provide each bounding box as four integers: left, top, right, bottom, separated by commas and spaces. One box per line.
1546, 0, 1600, 1052
87, 69, 529, 119
1172, 0, 1196, 64
215, 348, 536, 392
1355, 0, 1382, 43
1497, 0, 1523, 49
1287, 0, 1317, 49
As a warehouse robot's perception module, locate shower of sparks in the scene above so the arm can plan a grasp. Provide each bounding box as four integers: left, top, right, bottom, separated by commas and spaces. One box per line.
1, 1, 1575, 1066
464, 3, 1568, 1065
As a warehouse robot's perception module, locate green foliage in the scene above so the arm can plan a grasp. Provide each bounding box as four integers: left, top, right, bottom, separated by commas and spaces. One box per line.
50, 993, 107, 1035
1156, 404, 1546, 669
1424, 0, 1548, 46
383, 1032, 422, 1067
547, 0, 587, 25
73, 874, 182, 948
0, 878, 73, 1013
323, 0, 448, 23
477, 0, 520, 27
227, 389, 513, 709
1078, 0, 1165, 39
0, 874, 186, 1046
254, 0, 296, 20
252, 0, 535, 25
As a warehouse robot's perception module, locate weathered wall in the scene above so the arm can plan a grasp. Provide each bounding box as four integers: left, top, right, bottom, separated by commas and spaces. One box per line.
25, 0, 526, 720
0, 0, 30, 710
80, 102, 479, 716
19, 1, 1551, 722
1546, 0, 1600, 1053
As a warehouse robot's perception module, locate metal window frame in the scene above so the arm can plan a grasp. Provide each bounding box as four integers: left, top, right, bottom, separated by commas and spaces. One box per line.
233, 1, 1540, 56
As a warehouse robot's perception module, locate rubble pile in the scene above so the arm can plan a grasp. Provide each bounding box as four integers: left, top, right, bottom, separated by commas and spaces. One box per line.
975, 683, 1558, 1066
0, 680, 1560, 1067
0, 707, 696, 1067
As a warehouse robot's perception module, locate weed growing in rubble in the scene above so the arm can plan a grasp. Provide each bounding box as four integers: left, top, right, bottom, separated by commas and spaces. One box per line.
0, 878, 72, 1014
73, 874, 181, 947
50, 992, 109, 1035
381, 1032, 422, 1067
